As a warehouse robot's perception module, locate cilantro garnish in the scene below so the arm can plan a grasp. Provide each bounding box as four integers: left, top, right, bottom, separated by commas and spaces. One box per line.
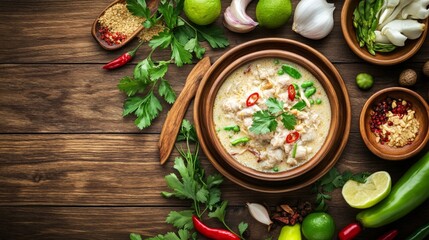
119, 0, 229, 130
131, 120, 247, 240
249, 98, 297, 135
313, 168, 370, 211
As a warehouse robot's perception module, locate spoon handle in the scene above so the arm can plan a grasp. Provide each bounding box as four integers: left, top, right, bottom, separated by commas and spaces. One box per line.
159, 57, 211, 165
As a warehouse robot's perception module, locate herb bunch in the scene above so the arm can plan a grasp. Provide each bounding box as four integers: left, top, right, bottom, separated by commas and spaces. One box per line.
119, 0, 229, 129
250, 97, 297, 135
313, 168, 370, 211
130, 120, 247, 240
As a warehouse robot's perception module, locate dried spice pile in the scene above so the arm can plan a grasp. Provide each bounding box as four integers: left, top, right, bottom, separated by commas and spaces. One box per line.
98, 3, 145, 45
370, 97, 419, 147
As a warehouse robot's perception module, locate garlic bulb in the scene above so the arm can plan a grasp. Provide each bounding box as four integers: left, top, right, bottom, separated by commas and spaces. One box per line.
292, 0, 335, 40
223, 0, 258, 33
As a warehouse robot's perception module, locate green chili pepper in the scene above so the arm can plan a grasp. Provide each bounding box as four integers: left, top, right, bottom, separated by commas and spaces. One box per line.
405, 222, 429, 240
304, 86, 316, 98
374, 43, 396, 53
357, 151, 429, 228
292, 101, 306, 110
278, 224, 301, 240
291, 143, 298, 158
301, 81, 314, 88
224, 125, 240, 133
231, 137, 250, 146
282, 65, 302, 79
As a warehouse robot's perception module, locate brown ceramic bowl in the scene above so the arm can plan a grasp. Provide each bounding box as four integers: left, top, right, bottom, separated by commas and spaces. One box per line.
194, 38, 352, 193
341, 0, 429, 65
360, 87, 429, 160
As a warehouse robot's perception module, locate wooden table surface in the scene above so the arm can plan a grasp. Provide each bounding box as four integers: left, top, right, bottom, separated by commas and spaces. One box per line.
1, 0, 428, 239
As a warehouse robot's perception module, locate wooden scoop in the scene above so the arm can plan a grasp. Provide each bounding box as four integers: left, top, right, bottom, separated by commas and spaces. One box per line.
159, 57, 211, 165
91, 0, 159, 51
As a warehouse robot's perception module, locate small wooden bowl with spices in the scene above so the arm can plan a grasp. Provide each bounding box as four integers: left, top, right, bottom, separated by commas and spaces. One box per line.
360, 87, 429, 160
91, 0, 159, 50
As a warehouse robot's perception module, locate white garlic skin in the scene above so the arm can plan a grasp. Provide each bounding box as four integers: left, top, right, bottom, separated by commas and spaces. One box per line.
292, 0, 335, 40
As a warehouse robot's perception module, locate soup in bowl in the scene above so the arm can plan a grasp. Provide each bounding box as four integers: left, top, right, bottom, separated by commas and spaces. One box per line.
204, 50, 340, 181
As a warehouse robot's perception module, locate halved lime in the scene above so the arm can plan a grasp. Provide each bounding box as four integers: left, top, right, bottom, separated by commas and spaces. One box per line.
341, 171, 391, 209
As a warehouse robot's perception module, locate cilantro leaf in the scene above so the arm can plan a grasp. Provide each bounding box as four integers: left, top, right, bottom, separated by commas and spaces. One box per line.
134, 58, 153, 83
166, 210, 193, 230
158, 79, 176, 104
249, 110, 277, 134
122, 91, 162, 130
281, 112, 297, 130
150, 61, 169, 81
196, 25, 230, 48
118, 76, 147, 97
171, 38, 192, 67
149, 31, 173, 49
238, 222, 249, 236
266, 97, 284, 114
184, 38, 205, 59
126, 0, 157, 28
207, 188, 221, 209
196, 187, 209, 204
208, 200, 228, 222
157, 1, 178, 29
129, 233, 142, 240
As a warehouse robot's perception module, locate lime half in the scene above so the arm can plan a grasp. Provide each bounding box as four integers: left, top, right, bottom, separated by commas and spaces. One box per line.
342, 171, 391, 209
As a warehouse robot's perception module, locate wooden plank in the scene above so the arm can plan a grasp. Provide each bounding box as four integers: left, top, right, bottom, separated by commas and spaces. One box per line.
0, 205, 428, 240
0, 0, 428, 64
0, 64, 427, 133
1, 133, 426, 206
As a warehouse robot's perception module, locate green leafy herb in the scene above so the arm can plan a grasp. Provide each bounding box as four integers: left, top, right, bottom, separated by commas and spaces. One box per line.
313, 168, 370, 211
131, 120, 247, 240
120, 0, 229, 130
250, 98, 297, 134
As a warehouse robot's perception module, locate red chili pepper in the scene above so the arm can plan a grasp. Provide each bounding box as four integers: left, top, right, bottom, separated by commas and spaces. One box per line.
285, 131, 300, 143
288, 84, 296, 101
338, 222, 362, 240
192, 215, 240, 240
246, 92, 259, 107
102, 41, 143, 70
377, 229, 399, 240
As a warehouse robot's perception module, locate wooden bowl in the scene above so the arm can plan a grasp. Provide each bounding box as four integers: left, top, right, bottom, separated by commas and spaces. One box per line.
91, 0, 158, 50
360, 87, 429, 160
341, 0, 429, 65
194, 38, 352, 193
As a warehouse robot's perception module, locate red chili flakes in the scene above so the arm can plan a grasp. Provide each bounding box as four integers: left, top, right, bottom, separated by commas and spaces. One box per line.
98, 27, 127, 46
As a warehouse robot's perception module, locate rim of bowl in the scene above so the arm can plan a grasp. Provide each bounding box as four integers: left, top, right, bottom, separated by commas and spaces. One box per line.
341, 0, 429, 66
204, 49, 340, 181
359, 87, 429, 160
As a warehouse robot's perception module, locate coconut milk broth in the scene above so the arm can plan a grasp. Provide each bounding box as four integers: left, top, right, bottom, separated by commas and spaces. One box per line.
213, 58, 331, 173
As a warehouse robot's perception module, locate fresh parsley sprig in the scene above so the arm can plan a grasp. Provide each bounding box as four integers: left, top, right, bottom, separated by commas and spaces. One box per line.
119, 0, 229, 130
131, 120, 247, 240
313, 168, 370, 211
249, 98, 297, 134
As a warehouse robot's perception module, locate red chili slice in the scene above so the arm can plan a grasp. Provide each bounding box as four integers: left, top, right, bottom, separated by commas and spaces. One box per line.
288, 85, 296, 101
246, 92, 260, 107
285, 131, 300, 143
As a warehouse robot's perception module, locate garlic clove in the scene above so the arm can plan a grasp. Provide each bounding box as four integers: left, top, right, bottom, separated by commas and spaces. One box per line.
223, 0, 258, 33
247, 202, 273, 226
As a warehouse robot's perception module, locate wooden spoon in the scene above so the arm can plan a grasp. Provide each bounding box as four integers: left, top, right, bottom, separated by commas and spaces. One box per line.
159, 57, 211, 165
91, 0, 159, 51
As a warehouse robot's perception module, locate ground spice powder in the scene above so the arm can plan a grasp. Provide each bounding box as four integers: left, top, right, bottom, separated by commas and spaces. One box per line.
98, 3, 144, 38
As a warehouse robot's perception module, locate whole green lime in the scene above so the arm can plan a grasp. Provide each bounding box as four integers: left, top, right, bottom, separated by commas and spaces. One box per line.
256, 0, 292, 29
301, 212, 335, 240
184, 0, 221, 26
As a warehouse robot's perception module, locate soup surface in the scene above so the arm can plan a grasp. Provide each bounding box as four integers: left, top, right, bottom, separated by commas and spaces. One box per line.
213, 58, 331, 173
